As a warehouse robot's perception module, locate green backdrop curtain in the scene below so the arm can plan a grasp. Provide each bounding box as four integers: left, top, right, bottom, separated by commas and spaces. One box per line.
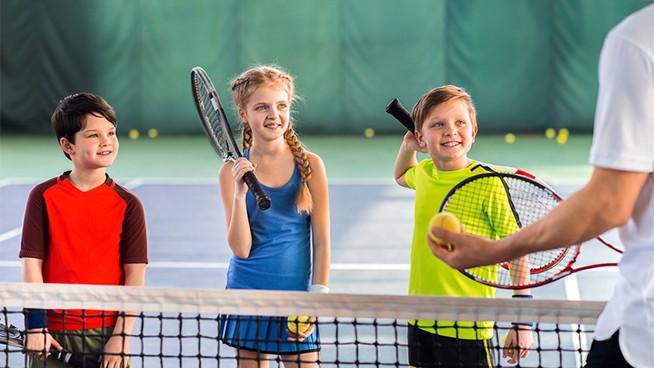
1, 0, 651, 135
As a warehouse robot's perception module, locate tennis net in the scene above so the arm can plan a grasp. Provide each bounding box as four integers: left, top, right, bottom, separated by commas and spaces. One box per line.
0, 282, 603, 367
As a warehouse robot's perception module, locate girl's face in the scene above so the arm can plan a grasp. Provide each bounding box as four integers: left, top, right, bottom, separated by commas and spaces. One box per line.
62, 113, 119, 170
415, 99, 477, 171
239, 83, 291, 142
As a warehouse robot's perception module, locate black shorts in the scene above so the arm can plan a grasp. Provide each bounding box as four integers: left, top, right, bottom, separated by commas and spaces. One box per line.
407, 324, 495, 368
584, 330, 633, 368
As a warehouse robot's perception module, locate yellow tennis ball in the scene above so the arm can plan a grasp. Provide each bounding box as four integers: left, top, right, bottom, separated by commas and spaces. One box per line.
558, 128, 569, 137
148, 128, 158, 138
545, 128, 556, 139
287, 316, 311, 334
428, 212, 462, 251
503, 333, 515, 356
128, 129, 139, 140
364, 128, 375, 138
504, 133, 516, 144
556, 132, 568, 145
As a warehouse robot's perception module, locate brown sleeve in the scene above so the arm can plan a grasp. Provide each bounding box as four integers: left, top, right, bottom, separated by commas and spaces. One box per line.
19, 180, 56, 259
115, 185, 149, 264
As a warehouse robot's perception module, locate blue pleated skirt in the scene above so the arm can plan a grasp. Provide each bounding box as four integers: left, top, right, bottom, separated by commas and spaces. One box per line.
220, 314, 321, 354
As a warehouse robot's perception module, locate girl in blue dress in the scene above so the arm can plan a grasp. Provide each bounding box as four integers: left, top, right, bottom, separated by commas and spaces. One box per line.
218, 65, 331, 368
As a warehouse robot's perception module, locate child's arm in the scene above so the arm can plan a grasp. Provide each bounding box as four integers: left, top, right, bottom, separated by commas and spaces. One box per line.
103, 263, 145, 365
219, 159, 254, 258
394, 132, 423, 187
21, 258, 63, 359
307, 153, 331, 289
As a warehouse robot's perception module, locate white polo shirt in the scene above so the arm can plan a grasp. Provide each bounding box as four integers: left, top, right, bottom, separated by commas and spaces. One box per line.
588, 4, 654, 367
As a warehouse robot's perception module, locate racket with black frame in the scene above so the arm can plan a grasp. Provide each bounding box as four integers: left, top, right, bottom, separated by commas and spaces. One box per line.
438, 172, 623, 289
0, 319, 100, 368
191, 66, 271, 210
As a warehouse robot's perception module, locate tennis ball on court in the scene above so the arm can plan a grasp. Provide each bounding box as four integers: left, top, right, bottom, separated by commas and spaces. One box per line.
287, 315, 311, 334
364, 128, 375, 138
545, 128, 556, 139
428, 212, 462, 251
148, 128, 158, 138
556, 128, 569, 145
128, 129, 139, 140
504, 133, 516, 144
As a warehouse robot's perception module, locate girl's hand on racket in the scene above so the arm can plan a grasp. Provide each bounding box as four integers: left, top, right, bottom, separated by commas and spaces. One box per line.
502, 325, 533, 364
286, 316, 317, 342
230, 158, 256, 194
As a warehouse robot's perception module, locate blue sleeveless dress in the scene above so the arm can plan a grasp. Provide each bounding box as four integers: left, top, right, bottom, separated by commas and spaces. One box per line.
220, 150, 320, 353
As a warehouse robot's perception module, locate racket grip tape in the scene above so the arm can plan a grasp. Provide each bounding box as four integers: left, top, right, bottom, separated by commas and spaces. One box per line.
52, 349, 100, 368
385, 98, 415, 132
243, 171, 272, 210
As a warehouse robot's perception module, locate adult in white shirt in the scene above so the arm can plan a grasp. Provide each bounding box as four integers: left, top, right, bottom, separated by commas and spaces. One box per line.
429, 4, 654, 367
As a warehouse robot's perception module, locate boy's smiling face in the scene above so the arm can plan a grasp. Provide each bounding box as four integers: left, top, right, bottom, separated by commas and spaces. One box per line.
62, 113, 119, 171
415, 98, 478, 171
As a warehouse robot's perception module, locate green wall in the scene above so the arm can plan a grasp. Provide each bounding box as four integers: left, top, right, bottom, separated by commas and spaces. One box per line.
1, 0, 651, 135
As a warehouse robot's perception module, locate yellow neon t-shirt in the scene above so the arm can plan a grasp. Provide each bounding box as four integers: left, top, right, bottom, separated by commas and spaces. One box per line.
404, 160, 520, 340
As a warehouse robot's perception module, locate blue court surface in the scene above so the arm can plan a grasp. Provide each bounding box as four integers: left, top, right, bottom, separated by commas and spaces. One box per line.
0, 135, 622, 367
0, 178, 622, 297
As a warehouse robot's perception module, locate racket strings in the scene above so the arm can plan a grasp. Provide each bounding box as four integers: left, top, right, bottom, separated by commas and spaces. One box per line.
442, 174, 580, 288
193, 77, 232, 160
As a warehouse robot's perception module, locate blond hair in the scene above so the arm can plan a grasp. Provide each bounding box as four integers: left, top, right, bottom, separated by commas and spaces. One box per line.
231, 65, 313, 214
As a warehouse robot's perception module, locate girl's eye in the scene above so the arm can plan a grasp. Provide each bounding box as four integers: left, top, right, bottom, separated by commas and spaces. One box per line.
278, 103, 287, 109
255, 105, 268, 111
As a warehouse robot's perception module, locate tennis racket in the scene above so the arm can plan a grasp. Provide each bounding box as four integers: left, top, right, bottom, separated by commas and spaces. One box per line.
0, 319, 100, 368
191, 66, 272, 211
438, 172, 623, 289
385, 98, 415, 132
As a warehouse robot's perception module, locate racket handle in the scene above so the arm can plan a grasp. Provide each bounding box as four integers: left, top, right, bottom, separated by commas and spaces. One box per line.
385, 98, 415, 132
243, 171, 272, 210
52, 349, 100, 368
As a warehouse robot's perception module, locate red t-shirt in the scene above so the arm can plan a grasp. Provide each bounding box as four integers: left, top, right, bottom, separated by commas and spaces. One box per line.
20, 172, 148, 330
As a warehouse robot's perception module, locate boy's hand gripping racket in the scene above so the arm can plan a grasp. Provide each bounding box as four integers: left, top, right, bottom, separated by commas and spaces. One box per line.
191, 66, 272, 211
439, 172, 623, 289
0, 319, 100, 368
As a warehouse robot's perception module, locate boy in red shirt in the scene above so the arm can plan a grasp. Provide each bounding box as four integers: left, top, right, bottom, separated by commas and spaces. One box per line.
19, 93, 148, 367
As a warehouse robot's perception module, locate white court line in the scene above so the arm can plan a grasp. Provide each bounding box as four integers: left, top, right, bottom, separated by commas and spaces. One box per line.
0, 177, 590, 187
148, 262, 410, 270
0, 227, 21, 243
0, 261, 410, 271
564, 274, 586, 368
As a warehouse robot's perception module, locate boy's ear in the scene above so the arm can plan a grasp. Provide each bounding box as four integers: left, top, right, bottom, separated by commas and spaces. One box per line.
471, 124, 478, 141
414, 130, 427, 147
60, 137, 74, 155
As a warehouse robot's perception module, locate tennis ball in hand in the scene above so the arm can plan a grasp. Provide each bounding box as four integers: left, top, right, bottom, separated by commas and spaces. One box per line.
287, 316, 311, 334
428, 212, 462, 251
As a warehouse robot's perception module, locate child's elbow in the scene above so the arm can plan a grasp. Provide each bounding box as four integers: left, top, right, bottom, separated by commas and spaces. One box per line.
232, 249, 250, 259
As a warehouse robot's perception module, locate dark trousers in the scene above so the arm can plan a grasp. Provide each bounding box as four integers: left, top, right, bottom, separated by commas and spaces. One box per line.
584, 330, 633, 368
407, 324, 494, 368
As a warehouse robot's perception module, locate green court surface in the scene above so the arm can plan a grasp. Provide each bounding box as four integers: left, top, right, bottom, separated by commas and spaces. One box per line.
0, 134, 593, 183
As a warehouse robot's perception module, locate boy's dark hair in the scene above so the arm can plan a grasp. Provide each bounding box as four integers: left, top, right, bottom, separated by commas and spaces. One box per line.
51, 93, 117, 160
411, 85, 477, 132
